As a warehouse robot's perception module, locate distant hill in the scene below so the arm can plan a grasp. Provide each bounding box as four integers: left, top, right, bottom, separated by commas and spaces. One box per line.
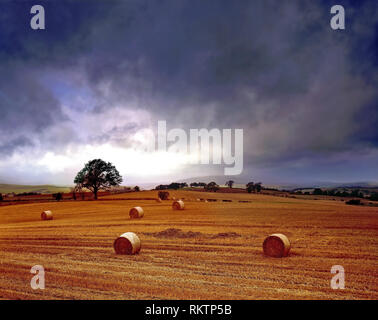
0, 184, 71, 194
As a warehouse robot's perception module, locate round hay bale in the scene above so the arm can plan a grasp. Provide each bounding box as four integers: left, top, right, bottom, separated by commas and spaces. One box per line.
263, 233, 291, 258
172, 197, 176, 200
129, 206, 144, 219
41, 210, 53, 220
172, 200, 185, 210
113, 232, 141, 255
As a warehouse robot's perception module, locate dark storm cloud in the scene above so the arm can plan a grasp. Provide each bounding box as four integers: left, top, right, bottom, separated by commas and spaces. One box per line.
0, 0, 114, 156
0, 135, 32, 154
71, 0, 378, 166
0, 0, 377, 181
0, 63, 66, 157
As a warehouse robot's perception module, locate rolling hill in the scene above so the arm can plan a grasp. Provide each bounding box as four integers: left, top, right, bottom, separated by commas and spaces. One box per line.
0, 184, 71, 194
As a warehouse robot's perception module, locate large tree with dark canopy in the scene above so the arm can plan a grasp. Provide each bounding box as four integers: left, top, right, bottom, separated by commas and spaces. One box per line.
74, 159, 123, 200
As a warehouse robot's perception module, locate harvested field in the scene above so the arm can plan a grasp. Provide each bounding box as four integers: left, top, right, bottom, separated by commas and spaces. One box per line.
0, 190, 377, 300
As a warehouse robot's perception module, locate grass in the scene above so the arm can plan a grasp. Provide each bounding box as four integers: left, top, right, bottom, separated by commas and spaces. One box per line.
0, 184, 71, 194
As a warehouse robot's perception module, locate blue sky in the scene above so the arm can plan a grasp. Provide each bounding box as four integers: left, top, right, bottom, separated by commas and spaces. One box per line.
0, 0, 377, 186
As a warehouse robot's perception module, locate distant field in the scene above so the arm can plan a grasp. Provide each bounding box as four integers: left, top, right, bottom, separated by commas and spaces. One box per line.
0, 184, 71, 195
0, 190, 377, 299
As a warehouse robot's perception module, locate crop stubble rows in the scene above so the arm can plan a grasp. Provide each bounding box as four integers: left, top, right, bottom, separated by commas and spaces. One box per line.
0, 191, 377, 299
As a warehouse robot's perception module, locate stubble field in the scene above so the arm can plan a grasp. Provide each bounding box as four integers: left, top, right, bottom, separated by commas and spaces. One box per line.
0, 190, 377, 299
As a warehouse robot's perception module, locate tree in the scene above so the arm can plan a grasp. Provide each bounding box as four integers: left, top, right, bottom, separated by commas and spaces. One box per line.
369, 192, 378, 201
155, 184, 168, 190
313, 188, 323, 195
246, 182, 254, 193
226, 180, 234, 188
53, 193, 63, 201
205, 182, 219, 192
74, 159, 123, 200
0, 193, 3, 201
351, 189, 364, 198
134, 186, 140, 192
246, 182, 262, 193
255, 182, 262, 193
155, 182, 187, 190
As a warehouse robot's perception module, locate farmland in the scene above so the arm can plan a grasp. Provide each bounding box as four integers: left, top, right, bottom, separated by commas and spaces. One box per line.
0, 190, 377, 299
0, 184, 71, 195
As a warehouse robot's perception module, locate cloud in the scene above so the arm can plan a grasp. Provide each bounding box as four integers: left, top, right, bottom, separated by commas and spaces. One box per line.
73, 1, 377, 163
0, 63, 67, 157
0, 0, 377, 184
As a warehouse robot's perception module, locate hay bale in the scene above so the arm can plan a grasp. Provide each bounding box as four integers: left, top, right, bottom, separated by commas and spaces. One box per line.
113, 232, 141, 255
129, 206, 144, 219
156, 198, 162, 203
263, 233, 291, 258
172, 200, 185, 210
41, 210, 53, 220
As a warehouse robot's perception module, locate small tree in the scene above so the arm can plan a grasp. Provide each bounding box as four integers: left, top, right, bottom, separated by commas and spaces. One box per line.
53, 193, 63, 201
74, 159, 123, 200
255, 182, 262, 193
0, 193, 3, 201
246, 182, 254, 193
205, 182, 219, 192
369, 192, 378, 201
226, 180, 234, 188
134, 186, 140, 192
246, 181, 262, 193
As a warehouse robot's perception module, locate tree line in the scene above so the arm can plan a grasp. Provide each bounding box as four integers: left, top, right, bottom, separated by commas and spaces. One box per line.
294, 188, 378, 201
154, 180, 263, 193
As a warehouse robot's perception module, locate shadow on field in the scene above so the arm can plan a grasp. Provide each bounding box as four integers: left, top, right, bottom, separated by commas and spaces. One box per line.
143, 228, 241, 239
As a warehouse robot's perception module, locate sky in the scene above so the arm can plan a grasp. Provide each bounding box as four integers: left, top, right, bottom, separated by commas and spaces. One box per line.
0, 0, 377, 187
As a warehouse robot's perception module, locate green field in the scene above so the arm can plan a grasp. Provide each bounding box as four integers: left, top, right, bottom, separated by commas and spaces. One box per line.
0, 184, 71, 194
